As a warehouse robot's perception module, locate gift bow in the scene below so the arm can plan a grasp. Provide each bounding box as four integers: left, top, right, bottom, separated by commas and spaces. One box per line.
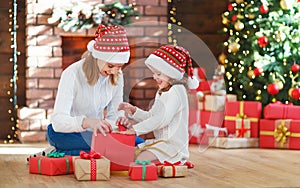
160, 161, 181, 177
47, 152, 65, 158
135, 160, 151, 180
274, 120, 291, 147
80, 150, 101, 159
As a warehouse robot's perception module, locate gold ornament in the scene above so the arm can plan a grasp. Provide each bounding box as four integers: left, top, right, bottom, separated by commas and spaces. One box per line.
218, 53, 227, 64
228, 42, 240, 53
247, 14, 255, 19
236, 0, 244, 4
234, 20, 245, 31
288, 88, 294, 97
275, 80, 284, 90
247, 70, 255, 79
222, 14, 230, 26
280, 0, 293, 10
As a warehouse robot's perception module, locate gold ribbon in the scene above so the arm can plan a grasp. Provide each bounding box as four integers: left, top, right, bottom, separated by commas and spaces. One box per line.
260, 119, 300, 148
135, 140, 178, 159
224, 101, 259, 122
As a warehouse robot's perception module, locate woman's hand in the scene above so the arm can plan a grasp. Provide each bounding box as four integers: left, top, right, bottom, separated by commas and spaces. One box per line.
118, 102, 136, 117
82, 118, 112, 136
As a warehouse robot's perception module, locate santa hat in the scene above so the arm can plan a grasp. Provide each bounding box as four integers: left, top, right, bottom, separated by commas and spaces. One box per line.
145, 45, 199, 89
87, 24, 130, 64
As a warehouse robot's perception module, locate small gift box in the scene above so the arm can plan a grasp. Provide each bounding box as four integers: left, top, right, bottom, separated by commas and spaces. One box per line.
235, 118, 251, 138
198, 94, 237, 112
29, 152, 74, 176
264, 103, 300, 120
157, 161, 188, 177
91, 133, 135, 171
224, 101, 262, 137
259, 119, 300, 150
128, 160, 158, 181
74, 151, 110, 181
209, 137, 259, 149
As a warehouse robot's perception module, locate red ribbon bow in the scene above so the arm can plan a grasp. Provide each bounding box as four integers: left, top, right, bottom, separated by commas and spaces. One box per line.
160, 161, 181, 177
80, 150, 101, 159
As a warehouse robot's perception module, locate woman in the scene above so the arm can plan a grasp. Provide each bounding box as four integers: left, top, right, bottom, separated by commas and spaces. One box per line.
118, 45, 198, 167
32, 24, 133, 157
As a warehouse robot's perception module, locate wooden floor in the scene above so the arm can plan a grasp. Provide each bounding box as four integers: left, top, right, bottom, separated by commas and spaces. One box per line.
0, 142, 300, 188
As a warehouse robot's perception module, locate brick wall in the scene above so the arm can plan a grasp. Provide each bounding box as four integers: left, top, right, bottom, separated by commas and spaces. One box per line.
18, 0, 168, 142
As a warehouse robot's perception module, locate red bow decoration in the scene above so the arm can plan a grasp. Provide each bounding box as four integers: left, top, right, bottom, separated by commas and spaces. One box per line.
80, 150, 101, 159
160, 161, 181, 177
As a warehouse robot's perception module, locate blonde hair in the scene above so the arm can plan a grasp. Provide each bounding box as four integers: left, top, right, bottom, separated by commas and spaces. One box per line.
82, 51, 119, 86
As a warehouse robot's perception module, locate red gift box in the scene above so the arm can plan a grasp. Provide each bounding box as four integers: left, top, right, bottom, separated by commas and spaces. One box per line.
128, 160, 158, 181
260, 119, 300, 149
29, 155, 74, 176
91, 133, 135, 171
224, 101, 261, 137
200, 110, 224, 128
264, 103, 300, 120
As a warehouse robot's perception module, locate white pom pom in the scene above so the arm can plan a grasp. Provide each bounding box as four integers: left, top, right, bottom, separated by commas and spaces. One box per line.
188, 76, 199, 89
87, 40, 95, 52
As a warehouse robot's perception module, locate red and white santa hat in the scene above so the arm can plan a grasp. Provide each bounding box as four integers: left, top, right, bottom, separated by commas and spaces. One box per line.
87, 24, 130, 64
145, 45, 199, 89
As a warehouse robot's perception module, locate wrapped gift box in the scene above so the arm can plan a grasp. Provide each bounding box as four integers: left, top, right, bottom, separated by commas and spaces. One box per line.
260, 119, 300, 149
157, 162, 188, 177
264, 103, 300, 120
91, 133, 135, 171
224, 101, 262, 137
209, 137, 259, 149
198, 94, 237, 112
128, 160, 158, 181
29, 155, 74, 176
74, 154, 110, 181
200, 110, 225, 128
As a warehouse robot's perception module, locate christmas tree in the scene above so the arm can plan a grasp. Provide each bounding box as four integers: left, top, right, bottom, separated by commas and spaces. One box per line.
219, 0, 300, 107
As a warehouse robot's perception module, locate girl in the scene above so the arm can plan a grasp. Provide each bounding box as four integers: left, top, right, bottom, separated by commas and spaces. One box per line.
117, 45, 198, 167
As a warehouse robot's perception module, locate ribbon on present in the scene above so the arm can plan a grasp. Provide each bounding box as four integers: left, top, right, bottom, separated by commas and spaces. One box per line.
224, 101, 259, 122
235, 119, 250, 138
159, 161, 181, 177
80, 151, 102, 181
47, 152, 65, 158
135, 160, 151, 180
260, 120, 300, 148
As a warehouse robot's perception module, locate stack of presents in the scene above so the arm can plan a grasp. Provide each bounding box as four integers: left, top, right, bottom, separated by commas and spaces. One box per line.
28, 124, 188, 181
189, 67, 300, 149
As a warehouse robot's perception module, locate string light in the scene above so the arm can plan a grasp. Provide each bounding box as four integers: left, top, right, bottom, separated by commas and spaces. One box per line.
168, 0, 181, 45
4, 0, 19, 144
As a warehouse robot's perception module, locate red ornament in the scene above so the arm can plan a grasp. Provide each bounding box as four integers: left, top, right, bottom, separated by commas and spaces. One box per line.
267, 83, 279, 95
231, 14, 237, 21
291, 64, 300, 73
253, 67, 263, 76
291, 88, 300, 100
260, 5, 269, 14
257, 36, 268, 48
228, 4, 233, 11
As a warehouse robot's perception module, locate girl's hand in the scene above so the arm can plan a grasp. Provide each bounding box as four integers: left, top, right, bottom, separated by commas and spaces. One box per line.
116, 116, 132, 129
118, 102, 136, 117
82, 118, 112, 136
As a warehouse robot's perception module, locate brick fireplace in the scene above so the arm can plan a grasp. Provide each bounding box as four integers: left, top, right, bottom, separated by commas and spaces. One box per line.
18, 0, 168, 142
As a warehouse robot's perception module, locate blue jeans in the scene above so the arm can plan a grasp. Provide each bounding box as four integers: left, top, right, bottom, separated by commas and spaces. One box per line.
46, 124, 145, 156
